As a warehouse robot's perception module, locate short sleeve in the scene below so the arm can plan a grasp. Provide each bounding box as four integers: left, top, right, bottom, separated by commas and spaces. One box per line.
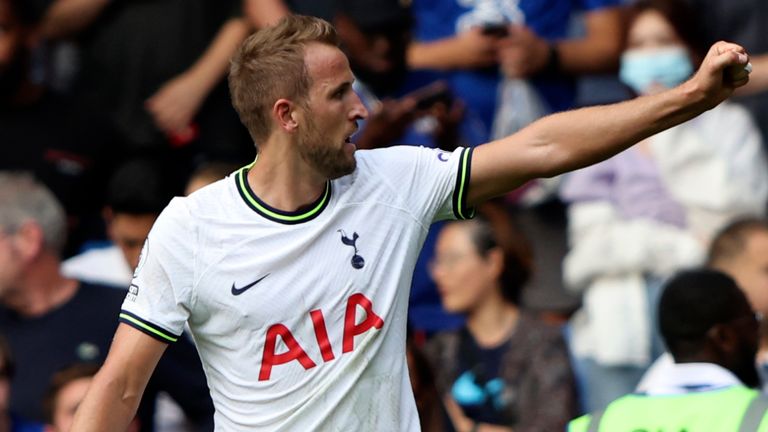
365, 146, 475, 224
119, 198, 195, 343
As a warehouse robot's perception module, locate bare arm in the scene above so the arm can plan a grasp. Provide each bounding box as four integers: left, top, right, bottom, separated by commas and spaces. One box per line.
39, 0, 109, 39
245, 0, 290, 28
468, 41, 750, 206
71, 324, 168, 431
145, 17, 251, 134
183, 17, 251, 95
735, 54, 768, 96
556, 7, 623, 74
498, 7, 623, 78
407, 28, 500, 70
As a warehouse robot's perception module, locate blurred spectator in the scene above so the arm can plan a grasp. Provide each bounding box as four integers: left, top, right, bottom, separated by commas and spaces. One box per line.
63, 159, 171, 288
43, 364, 139, 432
37, 0, 253, 186
407, 0, 623, 144
709, 219, 768, 390
570, 269, 767, 431
0, 334, 43, 432
185, 162, 240, 196
425, 206, 577, 432
0, 0, 113, 256
0, 172, 214, 431
334, 0, 463, 151
637, 218, 768, 396
334, 0, 420, 149
560, 0, 768, 412
708, 219, 768, 321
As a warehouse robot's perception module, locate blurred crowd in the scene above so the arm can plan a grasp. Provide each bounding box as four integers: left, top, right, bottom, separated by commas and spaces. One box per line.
1, 0, 768, 430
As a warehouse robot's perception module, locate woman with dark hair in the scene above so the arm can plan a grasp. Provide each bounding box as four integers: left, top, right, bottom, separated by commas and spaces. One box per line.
425, 204, 577, 432
561, 0, 768, 413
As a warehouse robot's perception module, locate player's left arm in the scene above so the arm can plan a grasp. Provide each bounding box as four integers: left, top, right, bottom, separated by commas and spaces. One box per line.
466, 41, 751, 207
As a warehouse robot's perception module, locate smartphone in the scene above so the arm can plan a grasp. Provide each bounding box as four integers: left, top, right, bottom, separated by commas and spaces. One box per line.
481, 22, 509, 37
408, 81, 453, 110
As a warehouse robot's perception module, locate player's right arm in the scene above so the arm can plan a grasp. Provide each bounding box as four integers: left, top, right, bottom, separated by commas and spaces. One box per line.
71, 324, 168, 431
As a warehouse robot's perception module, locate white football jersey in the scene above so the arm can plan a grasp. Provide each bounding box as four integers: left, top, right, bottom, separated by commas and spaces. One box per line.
120, 146, 474, 431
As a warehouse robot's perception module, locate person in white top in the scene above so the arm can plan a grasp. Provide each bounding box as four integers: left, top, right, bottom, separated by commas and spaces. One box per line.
71, 14, 753, 431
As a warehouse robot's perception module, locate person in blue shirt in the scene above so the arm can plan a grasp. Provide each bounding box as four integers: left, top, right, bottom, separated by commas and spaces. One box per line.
407, 0, 623, 143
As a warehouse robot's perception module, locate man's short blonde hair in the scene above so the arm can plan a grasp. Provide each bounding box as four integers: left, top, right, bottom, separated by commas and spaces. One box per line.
229, 15, 339, 146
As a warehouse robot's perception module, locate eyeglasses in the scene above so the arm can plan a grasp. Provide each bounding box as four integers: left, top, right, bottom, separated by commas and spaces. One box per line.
428, 252, 474, 272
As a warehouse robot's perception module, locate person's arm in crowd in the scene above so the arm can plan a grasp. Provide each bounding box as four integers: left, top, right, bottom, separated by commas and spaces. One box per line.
444, 396, 514, 432
38, 0, 109, 39
550, 6, 623, 74
355, 97, 419, 150
406, 27, 500, 70
735, 53, 768, 96
70, 324, 168, 431
245, 0, 290, 29
145, 17, 251, 135
498, 7, 623, 78
467, 41, 750, 206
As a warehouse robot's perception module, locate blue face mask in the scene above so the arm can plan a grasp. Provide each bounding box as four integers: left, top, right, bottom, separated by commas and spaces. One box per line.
619, 47, 694, 94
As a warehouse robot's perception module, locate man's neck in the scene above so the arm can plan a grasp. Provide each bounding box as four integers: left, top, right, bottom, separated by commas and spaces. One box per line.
3, 254, 79, 318
246, 138, 329, 212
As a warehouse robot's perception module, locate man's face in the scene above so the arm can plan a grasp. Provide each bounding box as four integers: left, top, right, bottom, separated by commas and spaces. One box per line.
720, 231, 768, 315
107, 213, 156, 270
297, 43, 368, 179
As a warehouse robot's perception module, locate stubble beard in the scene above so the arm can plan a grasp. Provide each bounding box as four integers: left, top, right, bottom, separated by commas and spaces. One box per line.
298, 116, 356, 180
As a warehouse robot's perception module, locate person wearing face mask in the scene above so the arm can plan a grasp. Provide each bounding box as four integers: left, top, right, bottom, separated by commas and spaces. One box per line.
559, 0, 768, 413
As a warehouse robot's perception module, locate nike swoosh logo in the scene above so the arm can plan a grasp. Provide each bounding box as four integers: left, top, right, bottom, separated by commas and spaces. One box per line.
231, 274, 270, 296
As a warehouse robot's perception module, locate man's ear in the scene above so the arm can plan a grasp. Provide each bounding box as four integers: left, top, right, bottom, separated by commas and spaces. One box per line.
273, 99, 300, 133
486, 246, 505, 281
708, 323, 740, 356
